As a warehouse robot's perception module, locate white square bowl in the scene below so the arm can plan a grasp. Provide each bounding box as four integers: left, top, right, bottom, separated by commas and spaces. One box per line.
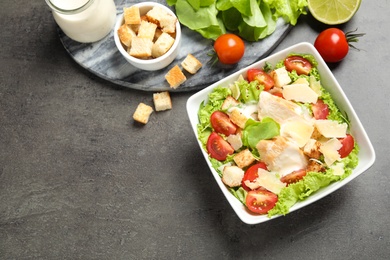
186, 42, 376, 225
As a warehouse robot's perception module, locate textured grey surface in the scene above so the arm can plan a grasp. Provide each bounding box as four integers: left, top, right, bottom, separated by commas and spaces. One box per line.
0, 0, 389, 259
61, 0, 291, 92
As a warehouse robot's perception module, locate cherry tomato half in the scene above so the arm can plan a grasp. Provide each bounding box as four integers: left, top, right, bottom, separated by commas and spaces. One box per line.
284, 56, 312, 75
241, 162, 268, 191
280, 169, 307, 185
210, 111, 237, 136
206, 132, 234, 161
246, 189, 278, 214
311, 99, 329, 119
338, 134, 355, 158
314, 28, 349, 63
247, 69, 275, 91
214, 34, 245, 65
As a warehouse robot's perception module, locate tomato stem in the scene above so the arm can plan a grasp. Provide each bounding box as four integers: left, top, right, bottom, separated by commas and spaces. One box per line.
207, 50, 219, 67
345, 28, 365, 50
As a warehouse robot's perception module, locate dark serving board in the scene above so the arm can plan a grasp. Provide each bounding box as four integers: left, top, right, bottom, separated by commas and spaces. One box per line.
59, 0, 292, 92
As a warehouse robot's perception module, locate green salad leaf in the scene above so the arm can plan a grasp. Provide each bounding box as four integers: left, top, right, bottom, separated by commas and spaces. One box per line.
168, 0, 307, 41
197, 86, 231, 144
242, 117, 280, 149
236, 79, 262, 103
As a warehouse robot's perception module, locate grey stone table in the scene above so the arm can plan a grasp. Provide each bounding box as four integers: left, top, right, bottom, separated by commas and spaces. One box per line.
0, 0, 388, 259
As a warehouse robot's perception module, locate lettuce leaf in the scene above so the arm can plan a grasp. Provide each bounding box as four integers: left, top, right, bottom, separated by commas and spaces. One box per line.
174, 0, 225, 39
197, 86, 231, 144
267, 172, 340, 217
242, 117, 280, 149
263, 0, 308, 25
236, 79, 262, 103
168, 0, 307, 41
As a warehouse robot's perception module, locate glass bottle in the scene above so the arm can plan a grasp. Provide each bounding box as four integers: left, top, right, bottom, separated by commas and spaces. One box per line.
45, 0, 117, 43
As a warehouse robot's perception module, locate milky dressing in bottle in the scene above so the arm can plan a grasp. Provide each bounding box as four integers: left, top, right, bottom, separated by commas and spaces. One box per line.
46, 0, 116, 43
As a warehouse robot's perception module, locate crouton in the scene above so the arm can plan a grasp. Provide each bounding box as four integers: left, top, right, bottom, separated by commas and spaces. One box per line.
221, 96, 239, 110
307, 160, 325, 173
145, 6, 164, 26
153, 91, 172, 111
153, 28, 163, 42
311, 127, 323, 140
146, 6, 177, 33
303, 139, 322, 159
152, 32, 175, 58
222, 166, 244, 188
233, 149, 256, 169
133, 103, 153, 124
270, 66, 291, 88
229, 108, 248, 129
165, 65, 186, 89
159, 13, 177, 34
137, 20, 157, 40
129, 37, 153, 59
181, 54, 202, 74
124, 6, 141, 25
117, 24, 136, 48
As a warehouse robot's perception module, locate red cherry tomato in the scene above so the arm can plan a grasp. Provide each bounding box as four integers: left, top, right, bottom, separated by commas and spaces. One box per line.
311, 99, 329, 119
284, 56, 312, 75
214, 34, 245, 64
210, 111, 237, 136
241, 162, 268, 191
246, 69, 275, 91
314, 28, 349, 63
338, 134, 355, 158
280, 169, 307, 185
206, 132, 234, 161
246, 189, 278, 214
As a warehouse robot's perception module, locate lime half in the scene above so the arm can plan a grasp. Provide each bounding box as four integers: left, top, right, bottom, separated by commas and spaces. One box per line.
308, 0, 361, 25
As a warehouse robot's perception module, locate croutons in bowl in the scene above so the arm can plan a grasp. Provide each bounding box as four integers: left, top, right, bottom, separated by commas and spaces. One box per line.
114, 2, 181, 71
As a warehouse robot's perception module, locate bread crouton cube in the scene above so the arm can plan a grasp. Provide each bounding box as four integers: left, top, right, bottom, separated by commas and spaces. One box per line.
222, 166, 244, 187
159, 14, 177, 34
129, 37, 153, 59
165, 65, 186, 89
270, 66, 291, 88
137, 20, 157, 40
181, 54, 202, 74
153, 28, 163, 42
146, 6, 177, 33
140, 15, 149, 22
306, 160, 325, 173
124, 6, 141, 25
229, 108, 248, 129
233, 149, 256, 169
303, 139, 322, 159
133, 103, 153, 124
152, 32, 175, 58
117, 24, 137, 48
145, 6, 165, 26
221, 96, 239, 110
153, 91, 172, 111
